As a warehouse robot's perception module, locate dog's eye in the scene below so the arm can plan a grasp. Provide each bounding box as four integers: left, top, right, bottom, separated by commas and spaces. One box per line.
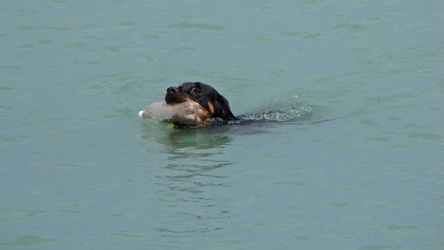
191, 87, 201, 94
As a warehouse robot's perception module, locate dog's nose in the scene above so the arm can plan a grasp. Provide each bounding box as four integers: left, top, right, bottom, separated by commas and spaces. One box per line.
167, 87, 178, 93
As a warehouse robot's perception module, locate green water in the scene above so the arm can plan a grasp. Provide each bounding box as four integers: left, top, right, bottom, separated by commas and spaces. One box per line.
1, 1, 443, 249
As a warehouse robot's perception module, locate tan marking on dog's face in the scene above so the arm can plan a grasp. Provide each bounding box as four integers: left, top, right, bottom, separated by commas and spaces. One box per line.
207, 101, 215, 114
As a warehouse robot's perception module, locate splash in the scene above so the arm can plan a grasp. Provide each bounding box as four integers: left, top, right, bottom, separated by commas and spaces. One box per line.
238, 104, 317, 123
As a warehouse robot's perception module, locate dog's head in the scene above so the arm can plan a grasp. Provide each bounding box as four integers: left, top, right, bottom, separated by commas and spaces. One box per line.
165, 82, 237, 121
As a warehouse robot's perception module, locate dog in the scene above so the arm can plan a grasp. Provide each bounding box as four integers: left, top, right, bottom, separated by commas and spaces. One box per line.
140, 82, 238, 127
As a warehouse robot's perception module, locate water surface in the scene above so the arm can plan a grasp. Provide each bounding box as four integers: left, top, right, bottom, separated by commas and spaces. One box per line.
1, 1, 443, 249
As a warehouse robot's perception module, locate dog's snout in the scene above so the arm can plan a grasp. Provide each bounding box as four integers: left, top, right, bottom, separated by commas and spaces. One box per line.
167, 87, 178, 93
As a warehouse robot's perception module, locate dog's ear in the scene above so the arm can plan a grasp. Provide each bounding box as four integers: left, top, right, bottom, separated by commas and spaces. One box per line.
214, 94, 238, 120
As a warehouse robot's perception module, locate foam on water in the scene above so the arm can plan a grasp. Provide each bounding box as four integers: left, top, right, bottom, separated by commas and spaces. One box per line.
238, 104, 317, 123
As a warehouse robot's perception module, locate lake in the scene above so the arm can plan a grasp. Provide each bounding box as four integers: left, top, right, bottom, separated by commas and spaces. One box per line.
1, 1, 443, 249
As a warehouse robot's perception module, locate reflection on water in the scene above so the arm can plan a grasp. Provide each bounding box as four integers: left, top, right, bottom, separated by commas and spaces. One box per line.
140, 124, 236, 237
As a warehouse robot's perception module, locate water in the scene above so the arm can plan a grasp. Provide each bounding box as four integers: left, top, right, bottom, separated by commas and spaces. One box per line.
1, 1, 443, 249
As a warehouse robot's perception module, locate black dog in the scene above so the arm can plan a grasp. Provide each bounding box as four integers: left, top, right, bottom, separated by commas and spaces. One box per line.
164, 82, 238, 126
